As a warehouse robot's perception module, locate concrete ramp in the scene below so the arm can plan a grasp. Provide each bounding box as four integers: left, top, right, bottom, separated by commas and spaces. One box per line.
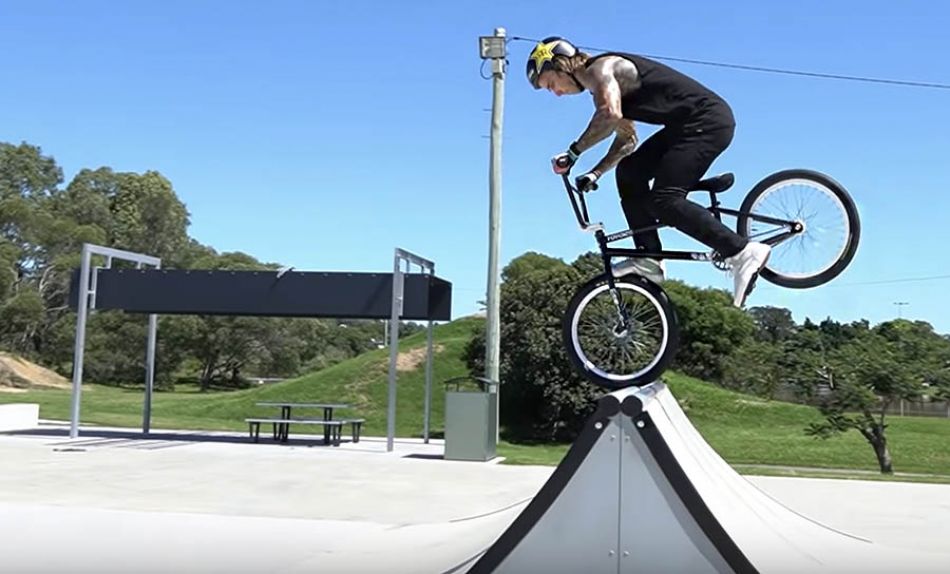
284, 501, 530, 574
466, 382, 949, 573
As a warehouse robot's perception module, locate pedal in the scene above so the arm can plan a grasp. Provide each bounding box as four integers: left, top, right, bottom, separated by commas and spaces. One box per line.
711, 251, 730, 273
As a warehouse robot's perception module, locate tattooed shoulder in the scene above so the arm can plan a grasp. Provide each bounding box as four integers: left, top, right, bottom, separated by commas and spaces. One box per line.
589, 56, 640, 95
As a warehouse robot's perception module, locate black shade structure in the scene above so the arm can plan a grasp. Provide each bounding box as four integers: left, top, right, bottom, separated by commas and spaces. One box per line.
67, 244, 451, 452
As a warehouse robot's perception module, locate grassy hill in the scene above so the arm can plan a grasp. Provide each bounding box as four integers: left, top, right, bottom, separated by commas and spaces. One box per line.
665, 374, 950, 477
0, 318, 482, 437
3, 316, 950, 477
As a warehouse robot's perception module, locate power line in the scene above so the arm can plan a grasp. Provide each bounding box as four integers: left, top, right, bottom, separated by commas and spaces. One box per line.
835, 274, 950, 287
755, 273, 950, 293
510, 36, 950, 91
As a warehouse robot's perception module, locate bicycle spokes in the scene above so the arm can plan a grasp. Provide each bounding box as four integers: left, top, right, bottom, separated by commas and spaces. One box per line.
744, 179, 852, 280
574, 285, 667, 379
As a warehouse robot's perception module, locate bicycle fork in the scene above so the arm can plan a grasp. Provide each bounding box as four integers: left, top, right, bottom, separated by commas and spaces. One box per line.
597, 230, 633, 335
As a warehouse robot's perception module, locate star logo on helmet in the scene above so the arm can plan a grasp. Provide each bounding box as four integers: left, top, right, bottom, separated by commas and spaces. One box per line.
530, 41, 556, 71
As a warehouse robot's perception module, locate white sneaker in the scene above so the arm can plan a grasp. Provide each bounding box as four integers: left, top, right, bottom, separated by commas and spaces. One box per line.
725, 242, 771, 308
612, 257, 666, 284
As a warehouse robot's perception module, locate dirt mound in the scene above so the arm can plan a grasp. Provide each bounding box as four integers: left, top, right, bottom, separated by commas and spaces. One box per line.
0, 352, 71, 392
396, 344, 445, 372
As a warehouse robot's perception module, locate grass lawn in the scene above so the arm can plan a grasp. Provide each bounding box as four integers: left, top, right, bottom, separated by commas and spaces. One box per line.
4, 317, 950, 481
499, 374, 950, 479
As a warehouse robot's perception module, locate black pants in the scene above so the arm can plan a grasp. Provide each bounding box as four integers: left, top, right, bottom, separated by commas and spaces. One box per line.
615, 121, 747, 258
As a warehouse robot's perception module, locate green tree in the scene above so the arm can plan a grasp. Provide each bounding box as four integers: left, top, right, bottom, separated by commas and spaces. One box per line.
662, 280, 755, 381
54, 167, 116, 233
569, 251, 607, 279
501, 251, 566, 282
747, 306, 797, 344
721, 340, 784, 399
0, 143, 64, 277
0, 239, 18, 302
163, 252, 276, 389
0, 287, 45, 353
933, 373, 950, 402
817, 317, 871, 348
804, 334, 913, 473
79, 311, 179, 390
156, 251, 396, 389
0, 142, 62, 202
187, 316, 274, 390
109, 171, 190, 262
0, 143, 77, 357
799, 321, 950, 474
466, 253, 600, 441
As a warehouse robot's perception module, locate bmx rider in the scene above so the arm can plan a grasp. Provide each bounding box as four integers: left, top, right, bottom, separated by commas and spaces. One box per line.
527, 36, 771, 307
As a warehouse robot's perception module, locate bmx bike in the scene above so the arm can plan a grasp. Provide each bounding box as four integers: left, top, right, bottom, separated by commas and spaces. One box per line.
560, 168, 861, 390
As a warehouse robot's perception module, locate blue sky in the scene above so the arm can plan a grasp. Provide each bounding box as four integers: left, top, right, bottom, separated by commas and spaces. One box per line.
2, 1, 949, 331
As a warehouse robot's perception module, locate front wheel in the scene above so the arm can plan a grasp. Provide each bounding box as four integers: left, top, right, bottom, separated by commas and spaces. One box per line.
737, 169, 861, 289
562, 274, 679, 390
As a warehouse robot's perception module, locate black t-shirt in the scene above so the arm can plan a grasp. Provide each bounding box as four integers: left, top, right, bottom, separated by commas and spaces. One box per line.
586, 52, 735, 128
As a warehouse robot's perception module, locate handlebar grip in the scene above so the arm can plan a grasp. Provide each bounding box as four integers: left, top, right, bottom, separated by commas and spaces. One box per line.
555, 156, 573, 169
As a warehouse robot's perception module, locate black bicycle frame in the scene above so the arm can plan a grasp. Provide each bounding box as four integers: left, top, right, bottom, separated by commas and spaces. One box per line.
562, 174, 802, 278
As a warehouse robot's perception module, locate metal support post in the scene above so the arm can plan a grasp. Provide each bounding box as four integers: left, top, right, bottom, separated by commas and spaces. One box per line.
69, 244, 161, 439
144, 312, 158, 434
424, 318, 434, 443
69, 245, 93, 439
386, 248, 437, 453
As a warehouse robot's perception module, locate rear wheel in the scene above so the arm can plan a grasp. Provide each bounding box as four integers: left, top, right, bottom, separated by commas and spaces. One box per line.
562, 274, 679, 390
737, 169, 860, 288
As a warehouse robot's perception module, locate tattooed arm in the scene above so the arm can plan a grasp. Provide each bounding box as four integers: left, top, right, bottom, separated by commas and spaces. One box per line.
571, 57, 640, 177
589, 119, 638, 177
571, 60, 625, 154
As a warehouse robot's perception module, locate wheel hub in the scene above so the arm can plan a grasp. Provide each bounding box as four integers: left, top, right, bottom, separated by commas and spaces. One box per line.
611, 321, 630, 339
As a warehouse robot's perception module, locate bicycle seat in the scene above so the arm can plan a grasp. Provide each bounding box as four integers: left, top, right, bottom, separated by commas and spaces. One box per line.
690, 172, 734, 194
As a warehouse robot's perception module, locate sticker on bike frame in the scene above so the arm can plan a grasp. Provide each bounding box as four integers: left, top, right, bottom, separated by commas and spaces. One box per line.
605, 230, 635, 243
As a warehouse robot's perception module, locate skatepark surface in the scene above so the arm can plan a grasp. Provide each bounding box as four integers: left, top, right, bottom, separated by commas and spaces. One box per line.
2, 396, 950, 573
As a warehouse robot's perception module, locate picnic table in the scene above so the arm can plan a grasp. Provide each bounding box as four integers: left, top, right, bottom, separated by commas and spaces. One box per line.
246, 402, 363, 446
257, 402, 349, 423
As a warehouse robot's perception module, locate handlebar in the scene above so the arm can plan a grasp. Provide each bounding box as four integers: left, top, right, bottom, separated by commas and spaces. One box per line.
562, 173, 599, 231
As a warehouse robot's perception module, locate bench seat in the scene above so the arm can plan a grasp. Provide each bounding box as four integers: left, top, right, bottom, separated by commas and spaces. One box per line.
336, 418, 366, 443
245, 417, 343, 446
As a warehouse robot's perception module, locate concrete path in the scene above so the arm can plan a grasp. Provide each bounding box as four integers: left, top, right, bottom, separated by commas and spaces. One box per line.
2, 423, 949, 572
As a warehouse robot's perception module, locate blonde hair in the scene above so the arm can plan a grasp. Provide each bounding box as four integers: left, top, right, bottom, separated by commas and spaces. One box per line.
551, 51, 591, 75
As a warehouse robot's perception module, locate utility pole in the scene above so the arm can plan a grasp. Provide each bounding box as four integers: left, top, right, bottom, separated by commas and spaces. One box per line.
479, 28, 506, 442
894, 301, 909, 319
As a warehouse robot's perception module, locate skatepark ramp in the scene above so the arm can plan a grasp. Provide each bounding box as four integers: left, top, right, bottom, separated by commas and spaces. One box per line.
460, 382, 948, 573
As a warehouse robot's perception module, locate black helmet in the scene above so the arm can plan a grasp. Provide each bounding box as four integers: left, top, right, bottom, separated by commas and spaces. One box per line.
526, 36, 578, 89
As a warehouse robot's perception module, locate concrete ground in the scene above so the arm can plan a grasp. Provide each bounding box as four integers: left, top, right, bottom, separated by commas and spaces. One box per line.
2, 422, 950, 573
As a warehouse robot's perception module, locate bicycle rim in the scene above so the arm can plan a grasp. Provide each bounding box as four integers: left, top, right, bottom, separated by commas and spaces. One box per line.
569, 281, 669, 383
744, 178, 851, 280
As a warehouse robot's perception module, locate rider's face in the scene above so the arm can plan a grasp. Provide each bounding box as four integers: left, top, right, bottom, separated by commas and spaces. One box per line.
539, 71, 583, 96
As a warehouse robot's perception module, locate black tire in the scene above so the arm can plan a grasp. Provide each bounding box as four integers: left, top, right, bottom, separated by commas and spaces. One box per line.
737, 169, 861, 289
562, 274, 679, 390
